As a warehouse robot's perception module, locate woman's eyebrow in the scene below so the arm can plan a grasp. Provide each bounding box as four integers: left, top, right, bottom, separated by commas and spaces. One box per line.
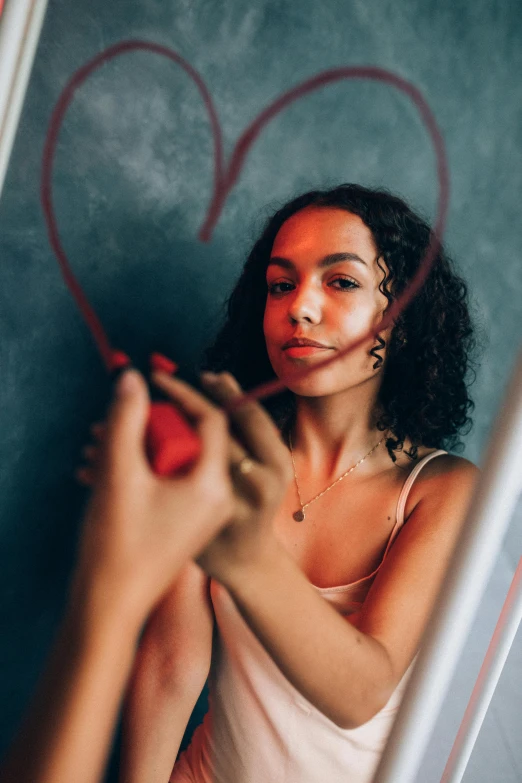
268, 252, 368, 270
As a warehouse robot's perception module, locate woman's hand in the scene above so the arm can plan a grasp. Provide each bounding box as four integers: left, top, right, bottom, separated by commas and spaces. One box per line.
73, 369, 233, 625
153, 371, 293, 586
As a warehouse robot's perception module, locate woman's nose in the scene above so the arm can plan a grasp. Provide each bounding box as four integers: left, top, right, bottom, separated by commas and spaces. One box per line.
287, 285, 323, 325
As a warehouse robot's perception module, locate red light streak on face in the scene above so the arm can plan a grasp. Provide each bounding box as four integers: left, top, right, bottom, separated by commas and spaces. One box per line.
40, 41, 449, 407
264, 208, 388, 399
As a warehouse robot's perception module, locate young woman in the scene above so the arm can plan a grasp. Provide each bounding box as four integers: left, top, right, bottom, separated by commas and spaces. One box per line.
120, 184, 479, 783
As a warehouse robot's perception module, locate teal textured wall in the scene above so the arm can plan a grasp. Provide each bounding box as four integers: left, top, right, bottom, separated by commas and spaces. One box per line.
0, 1, 521, 779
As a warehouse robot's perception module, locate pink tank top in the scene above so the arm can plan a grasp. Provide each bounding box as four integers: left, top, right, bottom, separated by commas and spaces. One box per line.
170, 449, 447, 783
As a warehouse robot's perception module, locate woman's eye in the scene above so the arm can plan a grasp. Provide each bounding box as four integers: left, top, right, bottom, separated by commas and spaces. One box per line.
329, 277, 359, 291
267, 281, 295, 295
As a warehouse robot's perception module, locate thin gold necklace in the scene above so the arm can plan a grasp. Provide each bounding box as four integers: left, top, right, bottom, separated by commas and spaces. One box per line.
289, 433, 386, 522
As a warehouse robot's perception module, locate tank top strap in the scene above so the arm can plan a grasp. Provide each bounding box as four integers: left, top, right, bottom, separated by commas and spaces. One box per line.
384, 449, 448, 554
313, 449, 449, 593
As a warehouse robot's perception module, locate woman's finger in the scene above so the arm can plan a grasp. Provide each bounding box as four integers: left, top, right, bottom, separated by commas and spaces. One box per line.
228, 438, 255, 480
201, 373, 291, 476
98, 370, 152, 482
150, 371, 225, 426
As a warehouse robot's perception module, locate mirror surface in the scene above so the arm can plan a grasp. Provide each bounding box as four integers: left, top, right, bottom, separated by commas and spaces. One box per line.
0, 2, 520, 781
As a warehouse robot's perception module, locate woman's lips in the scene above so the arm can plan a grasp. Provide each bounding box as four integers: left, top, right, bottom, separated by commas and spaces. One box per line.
283, 345, 334, 358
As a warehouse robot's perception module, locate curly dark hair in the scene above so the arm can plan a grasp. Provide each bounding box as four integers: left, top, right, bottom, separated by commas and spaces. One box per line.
205, 184, 477, 462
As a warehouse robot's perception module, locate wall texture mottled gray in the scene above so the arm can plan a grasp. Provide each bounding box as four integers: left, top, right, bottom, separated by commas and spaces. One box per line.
0, 1, 521, 779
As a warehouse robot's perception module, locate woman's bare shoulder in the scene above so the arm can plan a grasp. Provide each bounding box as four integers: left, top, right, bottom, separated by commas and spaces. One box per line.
404, 451, 479, 527
417, 450, 478, 483
355, 452, 479, 683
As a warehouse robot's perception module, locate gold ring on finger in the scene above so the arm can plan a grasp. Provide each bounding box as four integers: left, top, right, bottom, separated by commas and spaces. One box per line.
233, 456, 255, 476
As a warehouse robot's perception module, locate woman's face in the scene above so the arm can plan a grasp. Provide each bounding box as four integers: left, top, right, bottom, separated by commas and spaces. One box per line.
263, 206, 390, 398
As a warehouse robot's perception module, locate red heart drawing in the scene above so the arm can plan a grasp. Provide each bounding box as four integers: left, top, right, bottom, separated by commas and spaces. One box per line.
41, 40, 449, 405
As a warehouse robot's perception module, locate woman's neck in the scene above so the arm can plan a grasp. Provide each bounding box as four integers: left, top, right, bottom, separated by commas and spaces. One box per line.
291, 386, 384, 480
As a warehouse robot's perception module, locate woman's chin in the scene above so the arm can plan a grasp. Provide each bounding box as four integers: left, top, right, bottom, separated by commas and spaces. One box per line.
270, 359, 361, 398
281, 375, 343, 399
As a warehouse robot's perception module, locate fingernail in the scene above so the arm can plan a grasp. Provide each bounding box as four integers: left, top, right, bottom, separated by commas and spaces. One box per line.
118, 369, 140, 396
150, 353, 178, 375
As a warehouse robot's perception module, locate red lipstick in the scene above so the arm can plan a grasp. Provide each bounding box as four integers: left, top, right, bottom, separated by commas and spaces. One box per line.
282, 337, 333, 358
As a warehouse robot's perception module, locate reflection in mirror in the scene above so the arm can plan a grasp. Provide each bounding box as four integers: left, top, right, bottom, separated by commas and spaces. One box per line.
0, 3, 521, 783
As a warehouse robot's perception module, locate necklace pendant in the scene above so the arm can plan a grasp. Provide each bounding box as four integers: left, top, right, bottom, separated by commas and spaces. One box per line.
293, 509, 305, 522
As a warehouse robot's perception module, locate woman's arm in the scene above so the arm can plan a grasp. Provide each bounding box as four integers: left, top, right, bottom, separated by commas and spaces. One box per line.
220, 455, 479, 729
0, 577, 141, 783
0, 370, 233, 783
119, 562, 214, 783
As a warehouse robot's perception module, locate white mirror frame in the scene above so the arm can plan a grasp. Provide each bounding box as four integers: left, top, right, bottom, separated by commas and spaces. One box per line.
0, 0, 49, 198
374, 351, 522, 782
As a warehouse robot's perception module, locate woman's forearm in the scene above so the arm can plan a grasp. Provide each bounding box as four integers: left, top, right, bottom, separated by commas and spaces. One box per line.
222, 537, 394, 729
0, 577, 141, 783
119, 562, 214, 783
119, 644, 203, 783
